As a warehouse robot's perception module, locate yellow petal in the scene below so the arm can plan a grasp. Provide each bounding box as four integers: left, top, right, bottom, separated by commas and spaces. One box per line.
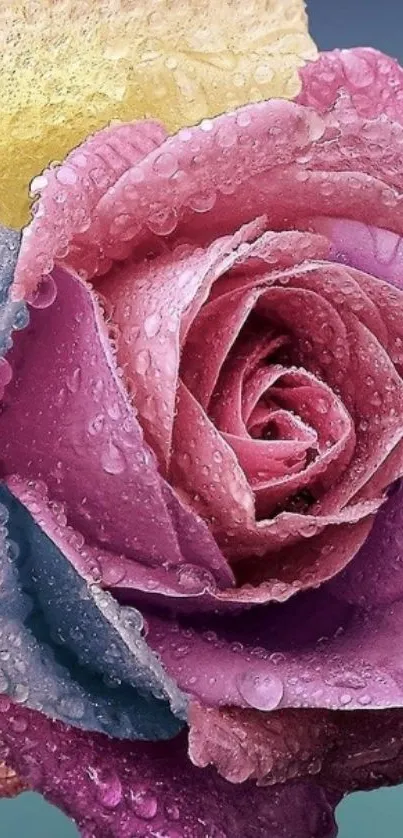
0, 0, 317, 228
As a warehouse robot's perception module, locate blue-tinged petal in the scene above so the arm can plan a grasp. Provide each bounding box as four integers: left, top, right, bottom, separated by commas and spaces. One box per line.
0, 483, 185, 740
0, 228, 28, 356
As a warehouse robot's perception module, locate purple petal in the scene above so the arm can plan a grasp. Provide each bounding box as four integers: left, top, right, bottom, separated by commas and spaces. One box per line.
0, 699, 338, 838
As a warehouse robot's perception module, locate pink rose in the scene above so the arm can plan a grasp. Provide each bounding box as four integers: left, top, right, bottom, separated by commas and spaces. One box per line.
2, 47, 403, 837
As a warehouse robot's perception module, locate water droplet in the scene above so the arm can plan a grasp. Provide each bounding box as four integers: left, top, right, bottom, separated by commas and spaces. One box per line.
134, 349, 151, 375
165, 802, 180, 821
236, 669, 283, 710
27, 274, 57, 309
88, 414, 105, 435
30, 174, 48, 194
144, 312, 162, 338
129, 787, 158, 820
188, 191, 216, 212
58, 695, 86, 720
153, 153, 179, 177
101, 442, 126, 475
147, 207, 178, 236
100, 563, 126, 586
66, 367, 82, 394
56, 166, 78, 186
89, 767, 123, 809
13, 683, 29, 704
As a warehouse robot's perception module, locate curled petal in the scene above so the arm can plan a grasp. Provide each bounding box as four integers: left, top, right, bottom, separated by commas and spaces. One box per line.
14, 94, 403, 299
189, 701, 403, 793
298, 48, 403, 124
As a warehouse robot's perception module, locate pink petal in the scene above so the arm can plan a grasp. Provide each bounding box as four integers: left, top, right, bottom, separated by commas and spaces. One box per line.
302, 216, 403, 292
0, 267, 233, 590
181, 286, 260, 410
298, 48, 403, 124
14, 96, 403, 300
99, 220, 263, 471
13, 120, 168, 298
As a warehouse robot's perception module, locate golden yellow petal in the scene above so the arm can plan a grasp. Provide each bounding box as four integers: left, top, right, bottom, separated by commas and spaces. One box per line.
0, 0, 317, 228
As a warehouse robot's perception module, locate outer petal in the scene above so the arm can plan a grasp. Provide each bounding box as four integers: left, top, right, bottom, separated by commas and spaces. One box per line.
0, 482, 185, 739
146, 580, 403, 712
0, 0, 316, 228
14, 96, 403, 299
0, 699, 339, 838
298, 48, 403, 124
189, 701, 403, 792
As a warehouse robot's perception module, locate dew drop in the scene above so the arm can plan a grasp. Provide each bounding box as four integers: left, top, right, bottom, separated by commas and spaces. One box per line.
89, 766, 123, 809
13, 683, 29, 704
129, 787, 158, 820
56, 166, 78, 185
188, 191, 216, 213
27, 274, 57, 309
144, 312, 162, 338
30, 174, 48, 194
134, 349, 151, 375
101, 442, 126, 475
147, 207, 178, 236
236, 669, 283, 710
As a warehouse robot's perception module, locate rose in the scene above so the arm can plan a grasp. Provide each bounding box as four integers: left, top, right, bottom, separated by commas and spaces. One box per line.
2, 44, 403, 838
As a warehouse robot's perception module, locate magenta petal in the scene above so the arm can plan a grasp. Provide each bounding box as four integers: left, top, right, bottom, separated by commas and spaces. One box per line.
329, 480, 403, 607
0, 699, 338, 838
0, 267, 233, 593
146, 577, 403, 712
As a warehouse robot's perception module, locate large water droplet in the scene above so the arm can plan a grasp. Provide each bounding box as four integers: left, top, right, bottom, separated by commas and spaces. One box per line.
89, 767, 123, 809
134, 349, 151, 375
144, 312, 162, 338
236, 669, 284, 710
129, 786, 158, 820
101, 442, 126, 475
28, 274, 57, 309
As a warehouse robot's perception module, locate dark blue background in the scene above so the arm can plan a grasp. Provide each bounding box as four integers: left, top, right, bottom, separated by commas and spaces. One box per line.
1, 0, 403, 835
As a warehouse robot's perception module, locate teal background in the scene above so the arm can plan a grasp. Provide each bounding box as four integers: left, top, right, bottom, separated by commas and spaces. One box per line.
1, 0, 403, 835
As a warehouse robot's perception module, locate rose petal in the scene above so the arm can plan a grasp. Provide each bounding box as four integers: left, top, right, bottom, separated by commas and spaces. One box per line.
303, 217, 403, 292
0, 481, 184, 739
0, 700, 338, 838
14, 94, 403, 299
298, 48, 403, 124
99, 219, 265, 470
189, 701, 403, 793
146, 575, 403, 712
29, 120, 168, 281
0, 265, 232, 590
